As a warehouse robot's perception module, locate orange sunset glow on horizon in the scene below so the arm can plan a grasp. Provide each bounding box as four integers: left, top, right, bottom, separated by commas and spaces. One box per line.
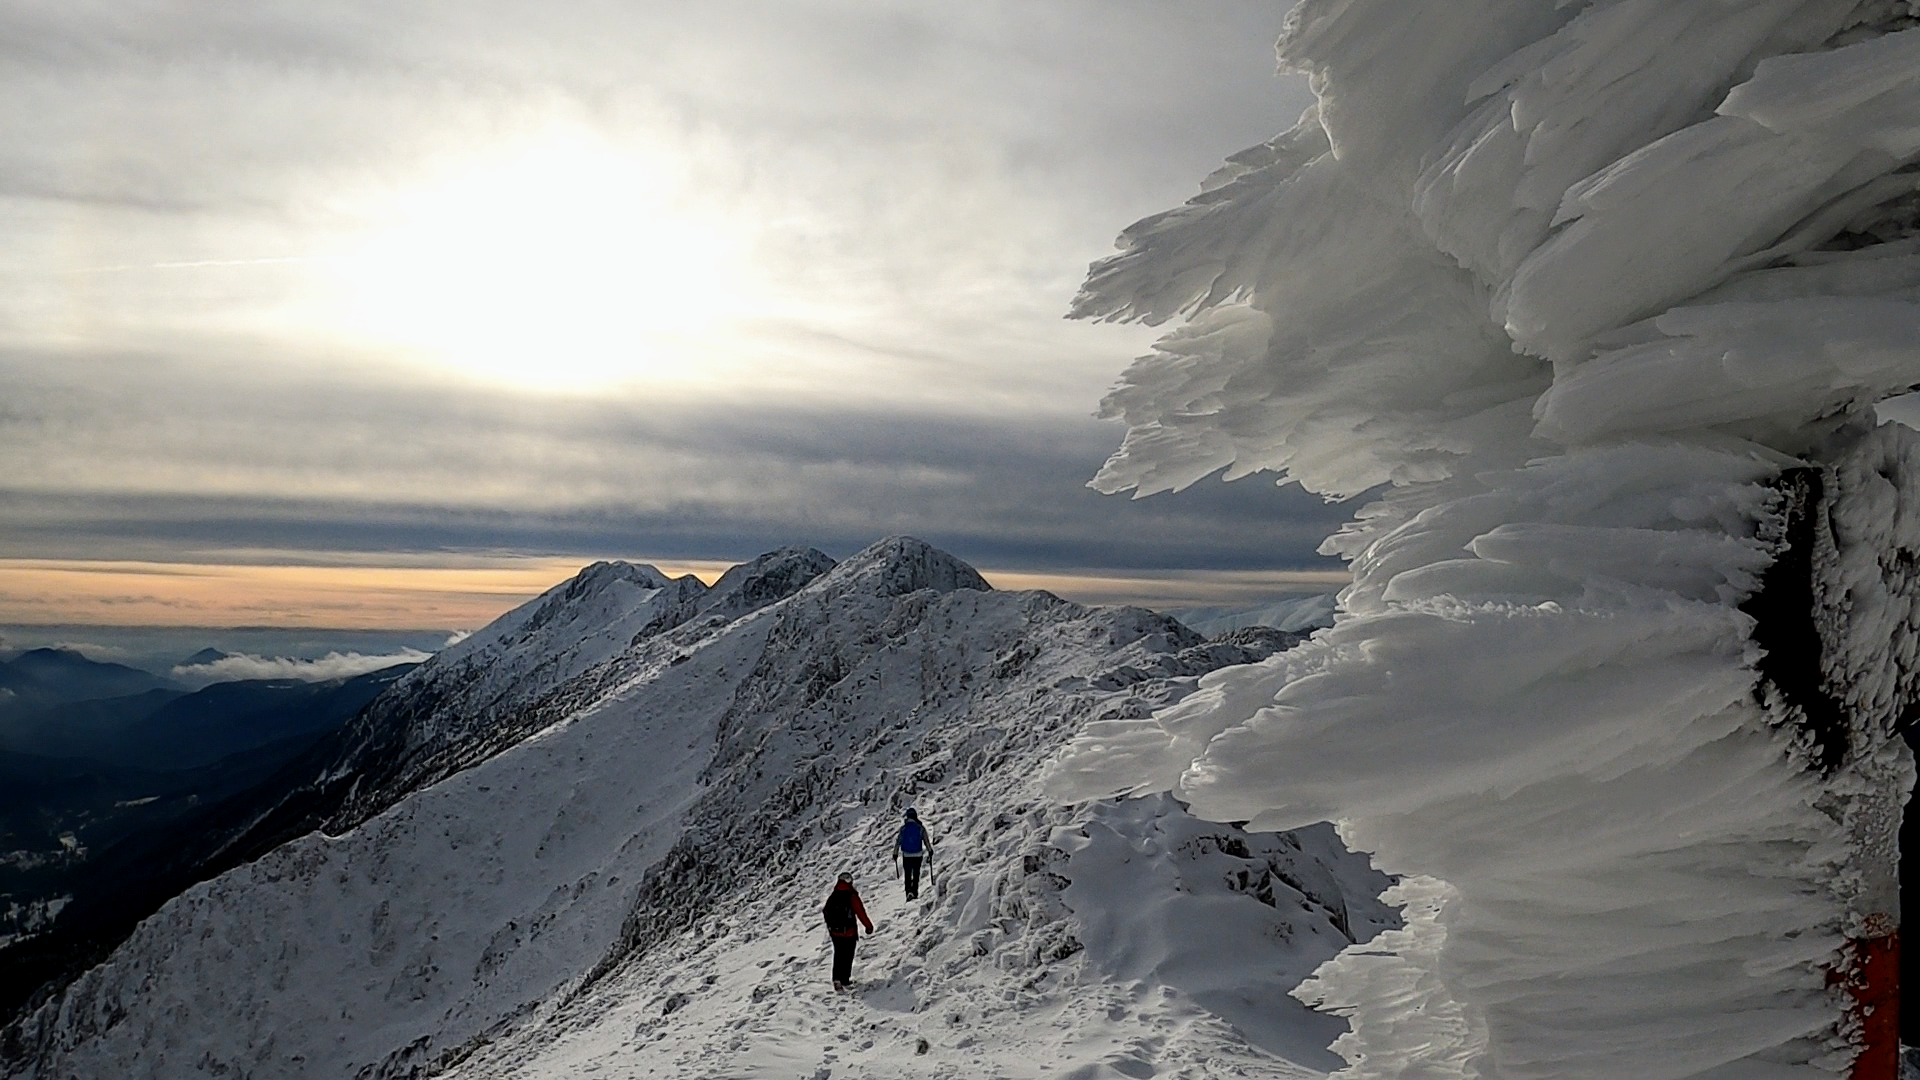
0, 558, 726, 629
0, 557, 1351, 630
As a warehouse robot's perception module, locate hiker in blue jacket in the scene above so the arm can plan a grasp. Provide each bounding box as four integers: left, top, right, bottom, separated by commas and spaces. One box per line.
893, 808, 934, 900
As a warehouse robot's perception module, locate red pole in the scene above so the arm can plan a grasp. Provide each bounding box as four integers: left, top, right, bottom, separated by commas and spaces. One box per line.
1833, 921, 1899, 1080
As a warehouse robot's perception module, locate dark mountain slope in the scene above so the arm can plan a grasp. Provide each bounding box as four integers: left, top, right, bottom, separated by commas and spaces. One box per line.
0, 650, 179, 711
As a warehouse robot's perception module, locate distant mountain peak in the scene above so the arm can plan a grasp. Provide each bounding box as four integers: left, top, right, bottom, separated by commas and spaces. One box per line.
302, 547, 836, 836
507, 560, 680, 642
818, 536, 991, 598
16, 646, 88, 662
566, 560, 674, 595
0, 647, 181, 706
9, 647, 152, 677
700, 547, 837, 617
178, 648, 236, 668
711, 546, 835, 585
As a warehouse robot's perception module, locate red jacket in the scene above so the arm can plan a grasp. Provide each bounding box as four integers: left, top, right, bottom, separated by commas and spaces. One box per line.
825, 881, 873, 938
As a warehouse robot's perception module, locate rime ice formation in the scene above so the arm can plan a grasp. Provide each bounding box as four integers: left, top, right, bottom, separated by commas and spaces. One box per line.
1059, 4, 1920, 1079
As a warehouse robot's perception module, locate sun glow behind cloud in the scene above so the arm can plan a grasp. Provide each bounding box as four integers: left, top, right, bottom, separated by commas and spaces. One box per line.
0, 2, 1330, 630
330, 127, 752, 393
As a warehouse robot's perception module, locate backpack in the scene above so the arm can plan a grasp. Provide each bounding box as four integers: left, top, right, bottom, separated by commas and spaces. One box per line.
898, 820, 925, 855
823, 889, 856, 933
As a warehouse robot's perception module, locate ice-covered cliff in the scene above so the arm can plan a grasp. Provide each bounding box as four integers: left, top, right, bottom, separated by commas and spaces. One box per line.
1058, 4, 1920, 1078
0, 538, 1389, 1079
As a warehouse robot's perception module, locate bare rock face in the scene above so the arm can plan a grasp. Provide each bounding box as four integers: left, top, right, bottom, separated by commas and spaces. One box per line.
1744, 421, 1920, 1075
1745, 421, 1920, 922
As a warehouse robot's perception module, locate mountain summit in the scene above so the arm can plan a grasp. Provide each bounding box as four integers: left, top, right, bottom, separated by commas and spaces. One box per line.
818, 535, 994, 597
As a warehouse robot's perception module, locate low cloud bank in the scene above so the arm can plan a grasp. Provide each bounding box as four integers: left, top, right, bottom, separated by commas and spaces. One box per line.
49, 641, 135, 662
172, 648, 431, 687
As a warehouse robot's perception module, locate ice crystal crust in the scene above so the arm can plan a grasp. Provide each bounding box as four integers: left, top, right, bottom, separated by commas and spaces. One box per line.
1061, 3, 1920, 1077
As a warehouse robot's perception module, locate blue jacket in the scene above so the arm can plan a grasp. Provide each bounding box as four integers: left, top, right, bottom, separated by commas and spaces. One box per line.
897, 820, 930, 857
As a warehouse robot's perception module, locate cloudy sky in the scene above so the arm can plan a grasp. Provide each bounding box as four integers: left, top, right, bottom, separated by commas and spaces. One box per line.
0, 0, 1341, 631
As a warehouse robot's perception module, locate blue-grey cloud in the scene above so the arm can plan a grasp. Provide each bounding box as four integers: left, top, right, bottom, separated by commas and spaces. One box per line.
0, 379, 1354, 573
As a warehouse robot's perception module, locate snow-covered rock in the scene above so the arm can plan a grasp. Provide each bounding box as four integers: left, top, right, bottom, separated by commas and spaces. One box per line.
0, 538, 1386, 1080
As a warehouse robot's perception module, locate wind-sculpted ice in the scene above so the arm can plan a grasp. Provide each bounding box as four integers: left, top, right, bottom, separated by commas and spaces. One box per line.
1060, 3, 1920, 1077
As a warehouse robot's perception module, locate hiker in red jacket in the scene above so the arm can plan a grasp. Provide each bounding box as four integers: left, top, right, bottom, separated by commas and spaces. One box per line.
822, 871, 874, 990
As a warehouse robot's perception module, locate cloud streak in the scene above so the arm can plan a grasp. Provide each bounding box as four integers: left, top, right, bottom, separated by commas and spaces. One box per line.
64, 257, 334, 275
171, 648, 431, 686
0, 558, 595, 628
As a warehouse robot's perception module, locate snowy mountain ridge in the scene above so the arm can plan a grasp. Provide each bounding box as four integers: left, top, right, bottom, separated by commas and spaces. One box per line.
316, 547, 838, 833
0, 537, 1394, 1079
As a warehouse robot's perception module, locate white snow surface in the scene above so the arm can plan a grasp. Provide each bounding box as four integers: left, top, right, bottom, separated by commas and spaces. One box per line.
442, 796, 1391, 1080
4, 538, 1396, 1079
1063, 3, 1920, 1078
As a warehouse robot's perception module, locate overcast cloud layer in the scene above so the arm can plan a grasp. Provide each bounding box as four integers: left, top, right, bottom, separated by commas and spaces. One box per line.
1, 0, 1329, 622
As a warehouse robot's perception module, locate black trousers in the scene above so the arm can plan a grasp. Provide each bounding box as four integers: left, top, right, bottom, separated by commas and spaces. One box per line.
902, 855, 923, 898
831, 933, 857, 985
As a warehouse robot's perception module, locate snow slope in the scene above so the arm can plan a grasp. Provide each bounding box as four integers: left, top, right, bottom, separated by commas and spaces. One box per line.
1, 538, 1393, 1079
1062, 4, 1920, 1078
446, 795, 1390, 1080
321, 549, 836, 832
